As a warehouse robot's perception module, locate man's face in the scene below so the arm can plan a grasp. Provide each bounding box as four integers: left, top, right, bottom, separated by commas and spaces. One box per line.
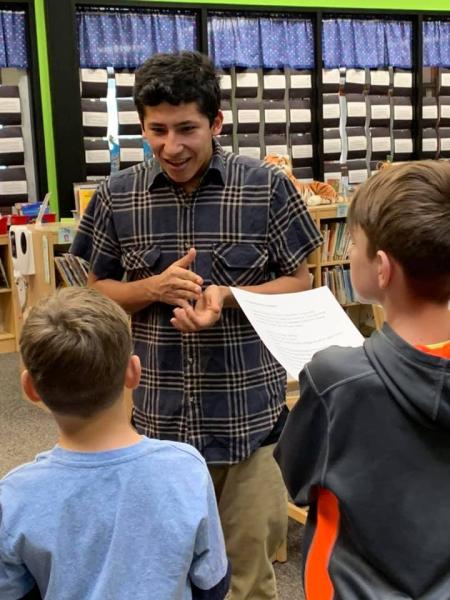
349, 226, 379, 303
141, 101, 223, 193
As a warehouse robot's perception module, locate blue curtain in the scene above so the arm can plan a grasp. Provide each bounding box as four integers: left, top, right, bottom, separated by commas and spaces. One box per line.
322, 19, 412, 68
208, 14, 314, 69
77, 10, 197, 69
423, 21, 450, 67
0, 11, 28, 69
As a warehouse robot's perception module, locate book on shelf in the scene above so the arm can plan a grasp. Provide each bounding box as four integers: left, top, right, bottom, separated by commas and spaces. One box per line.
322, 265, 355, 305
0, 256, 9, 288
54, 254, 88, 287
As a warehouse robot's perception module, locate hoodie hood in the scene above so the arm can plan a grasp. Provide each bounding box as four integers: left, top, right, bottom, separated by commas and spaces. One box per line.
364, 323, 450, 430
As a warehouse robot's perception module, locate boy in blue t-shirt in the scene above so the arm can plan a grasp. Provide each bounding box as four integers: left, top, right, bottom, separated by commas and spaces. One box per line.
0, 287, 230, 600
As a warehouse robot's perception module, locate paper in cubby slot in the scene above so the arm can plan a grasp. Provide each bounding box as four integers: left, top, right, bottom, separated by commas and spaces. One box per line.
368, 96, 391, 128
421, 129, 438, 158
438, 68, 450, 96
218, 69, 233, 100
118, 138, 144, 170
288, 69, 312, 99
81, 98, 108, 137
322, 94, 340, 128
262, 69, 286, 100
236, 99, 261, 133
438, 128, 450, 158
392, 129, 414, 161
322, 129, 342, 161
0, 255, 9, 288
80, 68, 108, 98
322, 68, 340, 93
439, 96, 450, 127
289, 99, 311, 133
346, 127, 367, 159
237, 134, 262, 160
84, 138, 111, 177
216, 134, 233, 154
263, 100, 286, 134
422, 97, 438, 128
0, 126, 24, 167
369, 128, 391, 161
391, 97, 413, 129
324, 161, 344, 182
264, 134, 288, 157
292, 166, 313, 182
346, 159, 368, 186
115, 71, 135, 98
343, 68, 366, 93
221, 99, 233, 135
117, 98, 141, 136
290, 132, 313, 168
368, 69, 390, 95
0, 86, 21, 126
0, 166, 27, 206
235, 69, 259, 98
392, 69, 413, 97
345, 94, 367, 127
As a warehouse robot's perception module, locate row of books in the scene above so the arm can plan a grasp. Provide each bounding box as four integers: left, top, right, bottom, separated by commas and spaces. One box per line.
322, 265, 356, 305
54, 253, 89, 287
321, 221, 352, 262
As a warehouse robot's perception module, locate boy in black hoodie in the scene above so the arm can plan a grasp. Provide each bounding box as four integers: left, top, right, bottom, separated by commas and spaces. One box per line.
275, 160, 450, 600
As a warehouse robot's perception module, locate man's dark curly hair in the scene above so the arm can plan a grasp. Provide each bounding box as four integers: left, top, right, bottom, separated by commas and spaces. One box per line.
133, 51, 221, 125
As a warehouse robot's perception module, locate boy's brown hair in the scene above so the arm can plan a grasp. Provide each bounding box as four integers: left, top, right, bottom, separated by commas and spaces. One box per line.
19, 287, 132, 417
348, 160, 450, 303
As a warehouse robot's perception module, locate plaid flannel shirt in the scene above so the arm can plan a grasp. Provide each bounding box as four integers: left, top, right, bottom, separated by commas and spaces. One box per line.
71, 142, 322, 464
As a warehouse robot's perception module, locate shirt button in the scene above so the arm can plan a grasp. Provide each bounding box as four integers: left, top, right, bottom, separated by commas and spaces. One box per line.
187, 357, 193, 365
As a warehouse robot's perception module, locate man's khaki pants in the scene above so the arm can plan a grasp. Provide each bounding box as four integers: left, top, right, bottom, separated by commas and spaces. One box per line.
209, 444, 288, 600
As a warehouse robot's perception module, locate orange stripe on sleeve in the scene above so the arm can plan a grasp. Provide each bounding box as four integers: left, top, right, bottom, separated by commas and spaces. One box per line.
305, 488, 340, 600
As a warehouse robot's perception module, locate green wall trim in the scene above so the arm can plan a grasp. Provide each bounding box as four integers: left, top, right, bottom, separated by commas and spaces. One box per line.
34, 0, 58, 217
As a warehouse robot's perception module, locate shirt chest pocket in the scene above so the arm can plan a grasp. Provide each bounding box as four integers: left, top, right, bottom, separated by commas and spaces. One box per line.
121, 245, 161, 280
211, 243, 268, 286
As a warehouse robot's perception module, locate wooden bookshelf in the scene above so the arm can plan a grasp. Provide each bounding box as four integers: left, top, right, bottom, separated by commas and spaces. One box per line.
0, 234, 18, 353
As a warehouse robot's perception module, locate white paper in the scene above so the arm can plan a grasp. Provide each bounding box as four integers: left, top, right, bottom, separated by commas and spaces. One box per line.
299, 176, 314, 183
220, 74, 232, 90
85, 149, 110, 163
265, 145, 288, 156
292, 144, 313, 159
371, 104, 390, 120
324, 171, 342, 181
230, 286, 364, 379
290, 108, 310, 123
222, 110, 233, 125
348, 136, 367, 151
118, 110, 140, 125
82, 111, 108, 127
239, 146, 260, 159
440, 105, 450, 118
81, 68, 107, 83
264, 74, 286, 89
323, 103, 340, 119
120, 147, 144, 163
0, 98, 20, 113
291, 73, 311, 89
348, 169, 367, 184
222, 145, 233, 153
0, 137, 23, 153
236, 72, 258, 88
264, 109, 286, 123
423, 104, 438, 119
115, 72, 135, 87
394, 138, 413, 153
394, 104, 412, 120
323, 138, 341, 154
238, 109, 259, 124
322, 68, 340, 85
371, 137, 391, 152
441, 72, 450, 87
393, 72, 412, 88
370, 70, 389, 87
347, 102, 366, 118
346, 68, 365, 85
441, 137, 450, 151
422, 137, 437, 152
0, 180, 26, 195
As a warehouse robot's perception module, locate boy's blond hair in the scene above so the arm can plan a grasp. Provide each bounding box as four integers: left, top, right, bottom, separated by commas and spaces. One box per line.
348, 160, 450, 303
19, 287, 132, 417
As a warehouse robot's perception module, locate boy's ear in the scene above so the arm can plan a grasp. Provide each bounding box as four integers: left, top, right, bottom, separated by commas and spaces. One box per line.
125, 355, 141, 391
376, 250, 393, 290
21, 370, 42, 405
212, 111, 223, 136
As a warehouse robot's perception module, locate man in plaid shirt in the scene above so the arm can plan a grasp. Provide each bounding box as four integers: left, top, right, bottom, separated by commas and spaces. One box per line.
71, 51, 321, 599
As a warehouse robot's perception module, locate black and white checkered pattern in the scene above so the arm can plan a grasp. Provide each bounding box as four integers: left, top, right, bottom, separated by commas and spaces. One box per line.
72, 141, 322, 464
